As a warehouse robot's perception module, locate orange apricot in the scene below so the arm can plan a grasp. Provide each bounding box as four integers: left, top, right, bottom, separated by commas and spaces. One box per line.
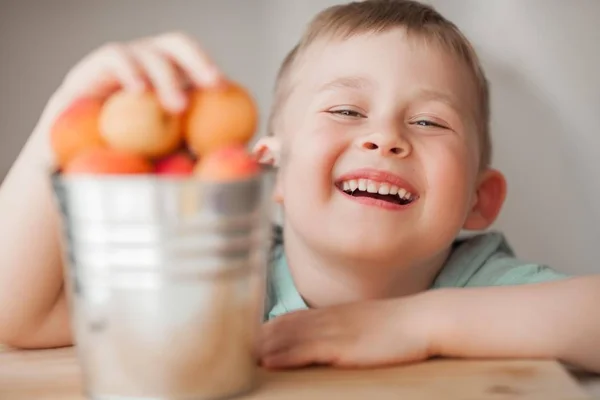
50, 97, 106, 168
99, 90, 183, 158
184, 81, 258, 157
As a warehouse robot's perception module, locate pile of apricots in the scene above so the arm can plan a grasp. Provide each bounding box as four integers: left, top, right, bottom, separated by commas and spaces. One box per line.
50, 80, 261, 182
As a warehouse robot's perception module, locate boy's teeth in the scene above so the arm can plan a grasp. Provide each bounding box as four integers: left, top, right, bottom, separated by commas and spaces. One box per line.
340, 179, 414, 201
358, 179, 367, 191
378, 184, 390, 195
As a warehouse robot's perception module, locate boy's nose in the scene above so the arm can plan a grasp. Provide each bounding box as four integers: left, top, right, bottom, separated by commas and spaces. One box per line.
357, 132, 412, 158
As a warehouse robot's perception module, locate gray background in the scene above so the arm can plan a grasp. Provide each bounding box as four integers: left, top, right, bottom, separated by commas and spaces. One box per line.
1, 0, 598, 275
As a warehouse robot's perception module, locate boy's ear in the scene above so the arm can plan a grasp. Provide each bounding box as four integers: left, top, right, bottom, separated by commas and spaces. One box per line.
463, 168, 507, 231
252, 136, 281, 167
252, 137, 284, 204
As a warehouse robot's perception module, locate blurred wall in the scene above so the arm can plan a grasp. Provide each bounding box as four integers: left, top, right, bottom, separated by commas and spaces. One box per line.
1, 0, 598, 274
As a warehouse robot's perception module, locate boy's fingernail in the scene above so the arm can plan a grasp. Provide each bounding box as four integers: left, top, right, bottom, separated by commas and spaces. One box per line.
128, 80, 146, 93
202, 68, 222, 86
133, 82, 146, 92
170, 95, 187, 113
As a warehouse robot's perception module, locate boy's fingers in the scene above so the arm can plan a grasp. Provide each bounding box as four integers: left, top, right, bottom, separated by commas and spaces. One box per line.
260, 330, 295, 357
261, 341, 333, 369
102, 44, 146, 93
130, 44, 187, 113
152, 32, 223, 87
260, 321, 295, 355
260, 315, 311, 358
260, 311, 337, 359
62, 44, 141, 99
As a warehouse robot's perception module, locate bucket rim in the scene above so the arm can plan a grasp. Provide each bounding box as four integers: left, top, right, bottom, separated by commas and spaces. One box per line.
49, 169, 271, 188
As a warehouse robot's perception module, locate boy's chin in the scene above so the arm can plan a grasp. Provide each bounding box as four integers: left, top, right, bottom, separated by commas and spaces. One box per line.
321, 233, 417, 264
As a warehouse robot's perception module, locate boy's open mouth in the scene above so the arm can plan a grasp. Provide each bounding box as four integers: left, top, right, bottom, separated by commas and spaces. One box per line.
335, 178, 418, 206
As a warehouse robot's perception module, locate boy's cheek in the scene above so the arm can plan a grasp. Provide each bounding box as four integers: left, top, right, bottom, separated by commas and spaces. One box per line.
423, 147, 474, 202
285, 136, 344, 195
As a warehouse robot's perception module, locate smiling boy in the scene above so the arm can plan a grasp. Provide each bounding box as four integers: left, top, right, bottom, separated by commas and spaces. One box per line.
0, 0, 599, 373
254, 0, 600, 371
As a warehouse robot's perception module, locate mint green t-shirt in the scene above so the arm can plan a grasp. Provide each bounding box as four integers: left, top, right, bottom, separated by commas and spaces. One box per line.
265, 231, 568, 320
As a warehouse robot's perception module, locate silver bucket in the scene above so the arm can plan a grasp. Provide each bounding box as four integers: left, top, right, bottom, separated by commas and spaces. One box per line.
52, 172, 273, 400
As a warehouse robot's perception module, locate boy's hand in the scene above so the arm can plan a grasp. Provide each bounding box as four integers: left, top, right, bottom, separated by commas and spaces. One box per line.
259, 297, 435, 369
261, 278, 600, 374
38, 32, 225, 147
61, 32, 223, 110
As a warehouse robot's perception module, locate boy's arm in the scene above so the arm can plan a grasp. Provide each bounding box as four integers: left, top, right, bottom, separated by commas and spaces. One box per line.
0, 32, 223, 349
428, 275, 600, 373
0, 90, 73, 348
260, 275, 600, 373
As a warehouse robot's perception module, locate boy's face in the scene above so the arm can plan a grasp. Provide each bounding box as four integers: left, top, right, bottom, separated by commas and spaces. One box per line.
274, 29, 485, 265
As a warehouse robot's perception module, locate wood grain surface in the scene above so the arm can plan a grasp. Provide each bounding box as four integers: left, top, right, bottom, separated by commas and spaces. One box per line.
0, 346, 590, 400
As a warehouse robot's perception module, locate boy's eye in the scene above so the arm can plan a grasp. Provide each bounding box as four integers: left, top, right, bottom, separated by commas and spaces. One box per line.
328, 109, 366, 118
412, 120, 447, 129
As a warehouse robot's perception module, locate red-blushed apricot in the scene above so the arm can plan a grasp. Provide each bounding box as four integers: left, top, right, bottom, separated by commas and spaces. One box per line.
194, 145, 260, 182
154, 152, 195, 176
63, 147, 153, 175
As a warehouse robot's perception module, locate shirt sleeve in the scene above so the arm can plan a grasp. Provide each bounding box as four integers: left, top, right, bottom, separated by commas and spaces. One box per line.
490, 262, 569, 286
433, 231, 570, 288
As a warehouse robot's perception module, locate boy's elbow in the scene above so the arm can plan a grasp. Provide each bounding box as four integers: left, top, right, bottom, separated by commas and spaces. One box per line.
0, 327, 72, 350
0, 296, 73, 350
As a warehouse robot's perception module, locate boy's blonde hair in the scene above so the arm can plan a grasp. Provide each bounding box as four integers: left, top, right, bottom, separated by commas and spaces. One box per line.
269, 0, 492, 168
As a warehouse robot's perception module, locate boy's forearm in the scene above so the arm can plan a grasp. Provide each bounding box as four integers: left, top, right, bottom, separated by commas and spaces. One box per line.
0, 92, 70, 347
421, 276, 600, 373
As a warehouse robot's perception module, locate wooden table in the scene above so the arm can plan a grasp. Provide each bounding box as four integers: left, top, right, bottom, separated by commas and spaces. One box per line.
0, 346, 595, 399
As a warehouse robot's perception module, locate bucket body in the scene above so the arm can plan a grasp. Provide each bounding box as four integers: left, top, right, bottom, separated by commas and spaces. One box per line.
52, 174, 271, 400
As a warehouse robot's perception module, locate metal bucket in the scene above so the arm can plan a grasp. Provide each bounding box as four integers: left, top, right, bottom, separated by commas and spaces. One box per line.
52, 172, 272, 400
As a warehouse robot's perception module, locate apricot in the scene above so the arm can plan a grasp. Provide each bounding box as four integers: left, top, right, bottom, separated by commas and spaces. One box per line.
63, 147, 153, 175
194, 145, 260, 182
99, 90, 182, 158
154, 152, 195, 176
50, 97, 106, 168
184, 81, 258, 157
